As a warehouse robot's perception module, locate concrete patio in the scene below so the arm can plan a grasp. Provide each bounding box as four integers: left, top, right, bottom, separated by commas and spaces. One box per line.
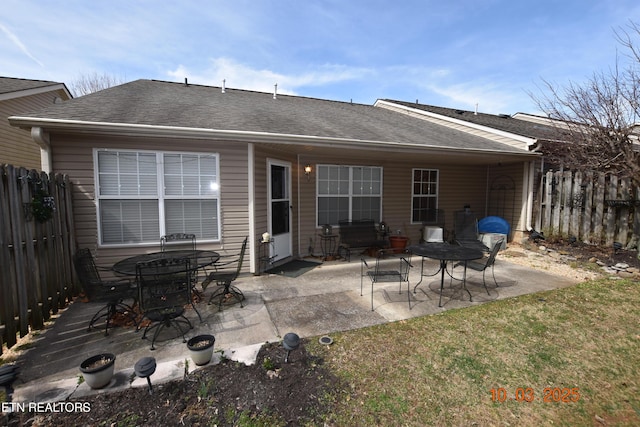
9, 253, 579, 404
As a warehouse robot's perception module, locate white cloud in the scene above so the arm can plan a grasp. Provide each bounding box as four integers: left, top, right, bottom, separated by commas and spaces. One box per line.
427, 82, 521, 114
0, 22, 44, 67
167, 58, 372, 95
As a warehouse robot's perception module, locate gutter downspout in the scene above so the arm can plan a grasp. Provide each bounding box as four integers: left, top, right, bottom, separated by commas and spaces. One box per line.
31, 127, 51, 172
296, 154, 302, 258
523, 161, 535, 232
525, 144, 544, 233
248, 143, 256, 274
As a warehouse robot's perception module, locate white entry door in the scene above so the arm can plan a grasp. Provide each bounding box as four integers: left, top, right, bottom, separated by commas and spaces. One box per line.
268, 160, 292, 262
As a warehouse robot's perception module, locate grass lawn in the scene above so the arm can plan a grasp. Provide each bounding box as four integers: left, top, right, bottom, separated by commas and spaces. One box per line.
309, 278, 640, 426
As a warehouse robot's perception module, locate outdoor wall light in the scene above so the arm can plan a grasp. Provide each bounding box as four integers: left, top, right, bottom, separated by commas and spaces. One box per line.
304, 164, 312, 181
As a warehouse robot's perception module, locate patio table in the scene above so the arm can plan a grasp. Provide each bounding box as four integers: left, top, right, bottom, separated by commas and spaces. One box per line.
112, 250, 220, 276
408, 243, 483, 307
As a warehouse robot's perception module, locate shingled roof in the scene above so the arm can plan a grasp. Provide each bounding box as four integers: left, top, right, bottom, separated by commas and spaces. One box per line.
381, 99, 564, 142
0, 76, 69, 97
10, 79, 537, 155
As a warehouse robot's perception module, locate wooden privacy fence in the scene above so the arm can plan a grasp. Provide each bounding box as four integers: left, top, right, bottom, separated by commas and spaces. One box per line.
0, 164, 77, 354
535, 170, 640, 247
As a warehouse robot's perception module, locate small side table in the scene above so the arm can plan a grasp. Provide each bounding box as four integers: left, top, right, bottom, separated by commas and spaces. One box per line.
318, 234, 338, 260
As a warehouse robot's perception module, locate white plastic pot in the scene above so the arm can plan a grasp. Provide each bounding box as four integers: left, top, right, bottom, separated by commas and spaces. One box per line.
80, 353, 116, 389
187, 335, 215, 366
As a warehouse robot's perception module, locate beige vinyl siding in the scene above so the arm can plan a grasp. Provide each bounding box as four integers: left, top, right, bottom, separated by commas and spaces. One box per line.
51, 134, 249, 271
0, 89, 68, 169
296, 150, 529, 253
296, 151, 495, 255
50, 132, 528, 271
486, 162, 526, 237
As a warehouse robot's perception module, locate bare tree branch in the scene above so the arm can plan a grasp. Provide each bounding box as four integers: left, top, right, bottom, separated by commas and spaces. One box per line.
530, 21, 640, 188
69, 72, 126, 97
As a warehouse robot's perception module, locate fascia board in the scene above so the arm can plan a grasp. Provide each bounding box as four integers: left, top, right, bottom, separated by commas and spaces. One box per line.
0, 84, 71, 101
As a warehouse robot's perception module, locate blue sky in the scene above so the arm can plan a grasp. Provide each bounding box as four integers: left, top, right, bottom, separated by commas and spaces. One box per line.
2, 0, 638, 114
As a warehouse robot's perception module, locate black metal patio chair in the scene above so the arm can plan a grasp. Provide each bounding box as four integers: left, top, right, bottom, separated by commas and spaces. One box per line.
361, 248, 413, 311
73, 248, 138, 336
160, 233, 196, 252
453, 239, 504, 294
203, 237, 247, 309
160, 232, 206, 315
136, 257, 194, 350
160, 233, 202, 280
453, 209, 489, 252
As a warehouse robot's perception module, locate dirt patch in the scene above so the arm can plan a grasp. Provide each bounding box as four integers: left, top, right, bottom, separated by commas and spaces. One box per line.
5, 341, 343, 427
525, 237, 640, 267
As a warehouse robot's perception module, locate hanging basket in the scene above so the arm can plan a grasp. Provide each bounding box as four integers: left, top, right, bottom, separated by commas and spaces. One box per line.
29, 189, 56, 222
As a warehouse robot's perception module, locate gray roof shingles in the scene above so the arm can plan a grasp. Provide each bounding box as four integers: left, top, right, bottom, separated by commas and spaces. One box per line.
13, 79, 532, 154
382, 99, 563, 141
0, 76, 64, 95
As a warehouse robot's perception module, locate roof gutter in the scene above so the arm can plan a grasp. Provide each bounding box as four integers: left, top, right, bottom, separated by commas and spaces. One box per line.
9, 116, 540, 159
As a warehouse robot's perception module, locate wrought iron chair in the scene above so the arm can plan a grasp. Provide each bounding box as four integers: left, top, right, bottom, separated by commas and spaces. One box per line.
160, 233, 205, 314
203, 237, 247, 309
73, 248, 138, 336
160, 233, 196, 252
160, 232, 200, 277
361, 248, 412, 311
136, 257, 194, 350
454, 239, 504, 294
453, 209, 489, 252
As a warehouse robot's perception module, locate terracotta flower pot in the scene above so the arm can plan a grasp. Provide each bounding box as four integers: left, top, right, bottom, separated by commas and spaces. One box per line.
389, 236, 409, 253
187, 334, 215, 366
80, 353, 116, 389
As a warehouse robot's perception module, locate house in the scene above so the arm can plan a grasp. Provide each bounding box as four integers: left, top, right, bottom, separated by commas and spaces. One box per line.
8, 79, 540, 274
0, 76, 72, 170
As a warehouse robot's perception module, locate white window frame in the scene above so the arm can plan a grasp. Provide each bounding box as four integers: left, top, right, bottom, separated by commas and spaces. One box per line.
94, 148, 221, 247
411, 168, 439, 224
316, 164, 383, 226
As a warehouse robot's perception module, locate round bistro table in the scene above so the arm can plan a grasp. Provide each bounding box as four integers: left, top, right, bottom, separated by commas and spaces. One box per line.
408, 243, 483, 307
112, 250, 220, 276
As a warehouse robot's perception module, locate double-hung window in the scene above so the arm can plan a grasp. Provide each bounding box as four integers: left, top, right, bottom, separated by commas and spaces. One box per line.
95, 149, 220, 245
411, 168, 439, 223
317, 164, 382, 225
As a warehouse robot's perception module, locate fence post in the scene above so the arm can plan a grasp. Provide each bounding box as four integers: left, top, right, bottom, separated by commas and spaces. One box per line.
570, 171, 582, 239
605, 176, 618, 246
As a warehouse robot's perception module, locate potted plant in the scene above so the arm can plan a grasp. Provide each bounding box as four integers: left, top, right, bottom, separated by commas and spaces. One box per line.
389, 235, 409, 253
79, 353, 116, 389
187, 334, 215, 366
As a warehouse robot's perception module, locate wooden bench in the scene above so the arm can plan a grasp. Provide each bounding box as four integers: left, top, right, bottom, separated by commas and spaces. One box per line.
337, 219, 388, 261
